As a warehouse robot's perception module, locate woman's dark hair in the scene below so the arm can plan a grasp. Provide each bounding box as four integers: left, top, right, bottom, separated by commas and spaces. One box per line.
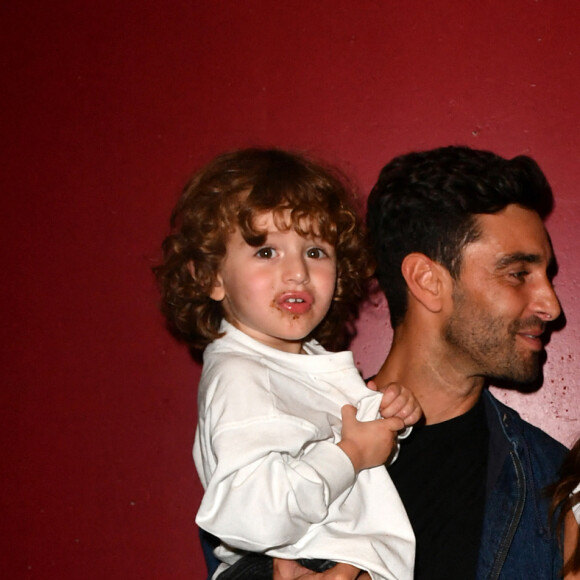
546, 438, 580, 576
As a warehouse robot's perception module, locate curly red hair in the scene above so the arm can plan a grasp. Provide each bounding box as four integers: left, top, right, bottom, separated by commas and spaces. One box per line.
154, 148, 374, 351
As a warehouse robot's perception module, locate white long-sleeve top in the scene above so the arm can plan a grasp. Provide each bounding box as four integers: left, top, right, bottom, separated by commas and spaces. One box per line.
193, 321, 415, 580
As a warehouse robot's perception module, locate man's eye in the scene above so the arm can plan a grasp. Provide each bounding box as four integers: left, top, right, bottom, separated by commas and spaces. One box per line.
510, 270, 529, 281
256, 247, 276, 259
306, 247, 327, 259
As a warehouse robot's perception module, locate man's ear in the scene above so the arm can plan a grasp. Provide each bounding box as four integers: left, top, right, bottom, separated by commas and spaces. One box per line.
187, 261, 225, 301
401, 253, 451, 314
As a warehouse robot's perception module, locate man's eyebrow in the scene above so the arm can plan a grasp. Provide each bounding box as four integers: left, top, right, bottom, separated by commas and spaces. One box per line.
495, 253, 542, 268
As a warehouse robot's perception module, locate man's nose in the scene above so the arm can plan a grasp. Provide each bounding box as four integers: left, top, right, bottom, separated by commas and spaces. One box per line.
533, 278, 561, 322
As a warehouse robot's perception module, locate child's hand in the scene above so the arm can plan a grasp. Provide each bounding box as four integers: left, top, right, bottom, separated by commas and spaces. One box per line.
337, 404, 404, 472
369, 381, 422, 426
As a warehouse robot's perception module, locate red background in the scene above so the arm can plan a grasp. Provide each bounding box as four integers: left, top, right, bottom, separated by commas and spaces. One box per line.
2, 1, 579, 578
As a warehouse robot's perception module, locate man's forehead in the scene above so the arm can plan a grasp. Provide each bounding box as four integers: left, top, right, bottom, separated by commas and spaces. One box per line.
468, 205, 554, 264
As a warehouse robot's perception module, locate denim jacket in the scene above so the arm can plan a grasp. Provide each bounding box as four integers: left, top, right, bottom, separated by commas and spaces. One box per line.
477, 390, 567, 580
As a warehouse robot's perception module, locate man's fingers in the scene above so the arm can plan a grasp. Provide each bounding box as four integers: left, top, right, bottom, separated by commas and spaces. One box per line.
273, 558, 312, 580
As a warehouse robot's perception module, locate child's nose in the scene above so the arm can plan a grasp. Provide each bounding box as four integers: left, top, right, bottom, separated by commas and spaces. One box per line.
284, 254, 309, 284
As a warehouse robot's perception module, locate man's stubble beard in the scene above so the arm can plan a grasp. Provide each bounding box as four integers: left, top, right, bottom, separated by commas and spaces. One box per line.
443, 289, 542, 385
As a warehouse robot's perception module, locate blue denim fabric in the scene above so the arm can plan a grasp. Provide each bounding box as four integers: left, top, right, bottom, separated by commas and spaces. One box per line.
477, 390, 567, 580
199, 527, 220, 580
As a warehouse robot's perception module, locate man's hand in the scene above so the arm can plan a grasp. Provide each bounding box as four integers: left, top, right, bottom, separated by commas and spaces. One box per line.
273, 559, 365, 580
272, 558, 311, 579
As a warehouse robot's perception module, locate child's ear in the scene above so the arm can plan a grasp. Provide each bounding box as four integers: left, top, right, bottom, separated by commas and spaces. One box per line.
401, 253, 451, 314
187, 261, 225, 301
209, 274, 225, 301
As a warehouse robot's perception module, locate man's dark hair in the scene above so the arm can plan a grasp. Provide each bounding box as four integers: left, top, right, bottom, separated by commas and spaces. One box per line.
367, 145, 554, 328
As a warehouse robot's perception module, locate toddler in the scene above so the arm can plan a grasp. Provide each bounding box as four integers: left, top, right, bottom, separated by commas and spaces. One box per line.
155, 148, 420, 580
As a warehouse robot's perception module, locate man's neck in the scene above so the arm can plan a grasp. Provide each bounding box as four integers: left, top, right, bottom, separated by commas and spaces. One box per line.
373, 327, 485, 425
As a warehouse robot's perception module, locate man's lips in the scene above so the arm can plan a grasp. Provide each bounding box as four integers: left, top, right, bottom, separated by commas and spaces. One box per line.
515, 328, 545, 350
276, 292, 313, 314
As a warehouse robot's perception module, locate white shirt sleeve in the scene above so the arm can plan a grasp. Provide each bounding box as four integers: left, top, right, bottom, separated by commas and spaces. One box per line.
195, 355, 356, 551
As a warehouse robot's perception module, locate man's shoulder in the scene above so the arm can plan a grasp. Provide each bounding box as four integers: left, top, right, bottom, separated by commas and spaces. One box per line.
483, 389, 567, 461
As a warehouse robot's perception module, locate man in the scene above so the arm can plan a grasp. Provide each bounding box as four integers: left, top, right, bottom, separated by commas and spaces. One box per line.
204, 146, 567, 579
362, 146, 566, 579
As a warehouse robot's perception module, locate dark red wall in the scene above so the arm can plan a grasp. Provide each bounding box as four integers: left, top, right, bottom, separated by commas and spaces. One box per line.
3, 1, 579, 578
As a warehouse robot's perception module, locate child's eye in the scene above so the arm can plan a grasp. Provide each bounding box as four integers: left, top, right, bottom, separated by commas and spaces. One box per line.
255, 247, 276, 259
306, 247, 327, 259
